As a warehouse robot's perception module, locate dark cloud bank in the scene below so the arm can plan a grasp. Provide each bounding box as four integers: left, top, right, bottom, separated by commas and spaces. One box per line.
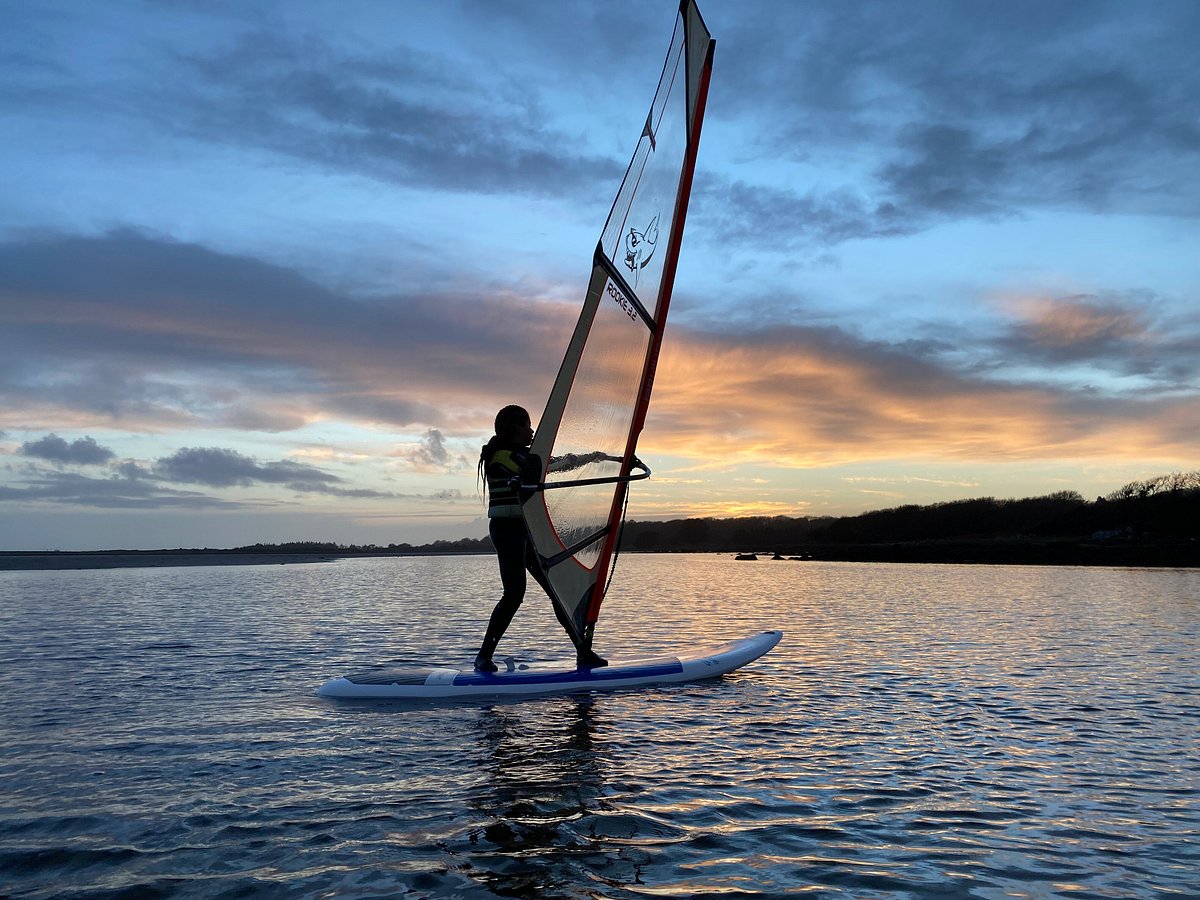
20, 434, 115, 466
2, 437, 467, 510
0, 230, 569, 432
705, 0, 1200, 249
169, 30, 624, 199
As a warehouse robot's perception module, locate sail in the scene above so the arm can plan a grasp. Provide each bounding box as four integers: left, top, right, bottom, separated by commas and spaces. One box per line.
522, 0, 714, 650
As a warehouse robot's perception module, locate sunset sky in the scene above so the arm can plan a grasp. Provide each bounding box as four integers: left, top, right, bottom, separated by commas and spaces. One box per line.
2, 0, 1197, 550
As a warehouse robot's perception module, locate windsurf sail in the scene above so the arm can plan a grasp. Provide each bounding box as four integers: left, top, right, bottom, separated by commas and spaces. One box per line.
522, 0, 714, 652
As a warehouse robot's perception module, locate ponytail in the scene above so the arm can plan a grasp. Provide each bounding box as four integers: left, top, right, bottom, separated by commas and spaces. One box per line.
477, 435, 502, 490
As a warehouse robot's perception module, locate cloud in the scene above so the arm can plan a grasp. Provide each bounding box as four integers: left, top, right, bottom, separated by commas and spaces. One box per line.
644, 319, 1200, 468
284, 483, 397, 500
708, 1, 1200, 252
1, 2, 635, 201
3, 227, 1196, 498
400, 429, 472, 474
4, 431, 414, 507
0, 231, 570, 434
115, 461, 152, 480
414, 430, 451, 467
0, 438, 473, 509
696, 178, 915, 252
0, 471, 246, 510
843, 475, 980, 489
1009, 295, 1147, 350
19, 434, 115, 465
877, 124, 1012, 218
164, 31, 624, 198
154, 447, 340, 489
5, 227, 1194, 490
987, 292, 1200, 388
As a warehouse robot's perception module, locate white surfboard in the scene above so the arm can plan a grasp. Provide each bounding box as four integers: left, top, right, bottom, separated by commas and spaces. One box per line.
316, 630, 782, 700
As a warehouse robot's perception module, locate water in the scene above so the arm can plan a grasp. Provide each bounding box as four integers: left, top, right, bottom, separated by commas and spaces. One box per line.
1, 555, 1197, 898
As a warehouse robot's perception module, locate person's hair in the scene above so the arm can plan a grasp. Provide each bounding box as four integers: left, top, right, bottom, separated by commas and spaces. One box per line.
478, 405, 531, 491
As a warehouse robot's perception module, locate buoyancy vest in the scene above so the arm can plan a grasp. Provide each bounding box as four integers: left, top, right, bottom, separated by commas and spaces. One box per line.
485, 447, 528, 518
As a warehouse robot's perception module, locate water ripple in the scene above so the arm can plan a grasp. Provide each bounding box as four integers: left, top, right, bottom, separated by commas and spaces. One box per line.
1, 558, 1197, 897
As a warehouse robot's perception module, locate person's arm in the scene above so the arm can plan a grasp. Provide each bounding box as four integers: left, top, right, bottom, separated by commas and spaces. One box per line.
546, 450, 613, 473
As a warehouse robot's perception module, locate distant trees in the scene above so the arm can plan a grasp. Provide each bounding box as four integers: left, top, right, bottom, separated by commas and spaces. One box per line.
228, 471, 1200, 557
615, 478, 1199, 553
231, 537, 493, 555
812, 493, 1088, 543
1105, 471, 1200, 501
620, 515, 825, 553
233, 541, 346, 554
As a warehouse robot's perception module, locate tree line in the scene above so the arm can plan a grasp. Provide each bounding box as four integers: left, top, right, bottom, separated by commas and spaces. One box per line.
235, 471, 1199, 558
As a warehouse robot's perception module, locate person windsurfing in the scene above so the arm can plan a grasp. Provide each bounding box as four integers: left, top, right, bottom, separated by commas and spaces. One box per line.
475, 404, 608, 672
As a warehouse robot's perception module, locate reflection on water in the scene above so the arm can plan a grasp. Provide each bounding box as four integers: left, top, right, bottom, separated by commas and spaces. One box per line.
465, 697, 609, 896
0, 556, 1197, 897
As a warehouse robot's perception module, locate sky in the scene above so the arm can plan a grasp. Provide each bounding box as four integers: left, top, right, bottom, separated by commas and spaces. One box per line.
1, 0, 1198, 551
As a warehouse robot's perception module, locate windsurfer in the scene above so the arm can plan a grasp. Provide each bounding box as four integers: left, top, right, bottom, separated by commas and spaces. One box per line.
475, 404, 608, 672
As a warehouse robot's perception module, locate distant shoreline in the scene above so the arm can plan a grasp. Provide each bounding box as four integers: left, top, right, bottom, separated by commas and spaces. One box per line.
6, 480, 1196, 572
0, 549, 492, 571
1, 538, 1195, 571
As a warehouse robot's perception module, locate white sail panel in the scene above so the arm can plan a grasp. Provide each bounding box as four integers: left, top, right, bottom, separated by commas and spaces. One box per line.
599, 28, 688, 318
537, 274, 652, 569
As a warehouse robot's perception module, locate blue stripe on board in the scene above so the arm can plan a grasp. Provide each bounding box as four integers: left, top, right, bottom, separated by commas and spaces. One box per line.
452, 660, 683, 687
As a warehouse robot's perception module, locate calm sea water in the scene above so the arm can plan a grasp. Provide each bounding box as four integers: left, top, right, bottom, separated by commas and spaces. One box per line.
1, 555, 1197, 899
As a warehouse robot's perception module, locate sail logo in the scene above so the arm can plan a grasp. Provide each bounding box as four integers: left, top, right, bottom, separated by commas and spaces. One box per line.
606, 281, 638, 321
623, 213, 659, 285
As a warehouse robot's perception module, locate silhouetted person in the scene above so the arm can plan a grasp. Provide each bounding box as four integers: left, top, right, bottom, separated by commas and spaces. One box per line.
475, 405, 607, 672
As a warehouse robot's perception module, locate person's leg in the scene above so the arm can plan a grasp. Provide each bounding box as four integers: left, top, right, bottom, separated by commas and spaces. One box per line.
475, 519, 526, 671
